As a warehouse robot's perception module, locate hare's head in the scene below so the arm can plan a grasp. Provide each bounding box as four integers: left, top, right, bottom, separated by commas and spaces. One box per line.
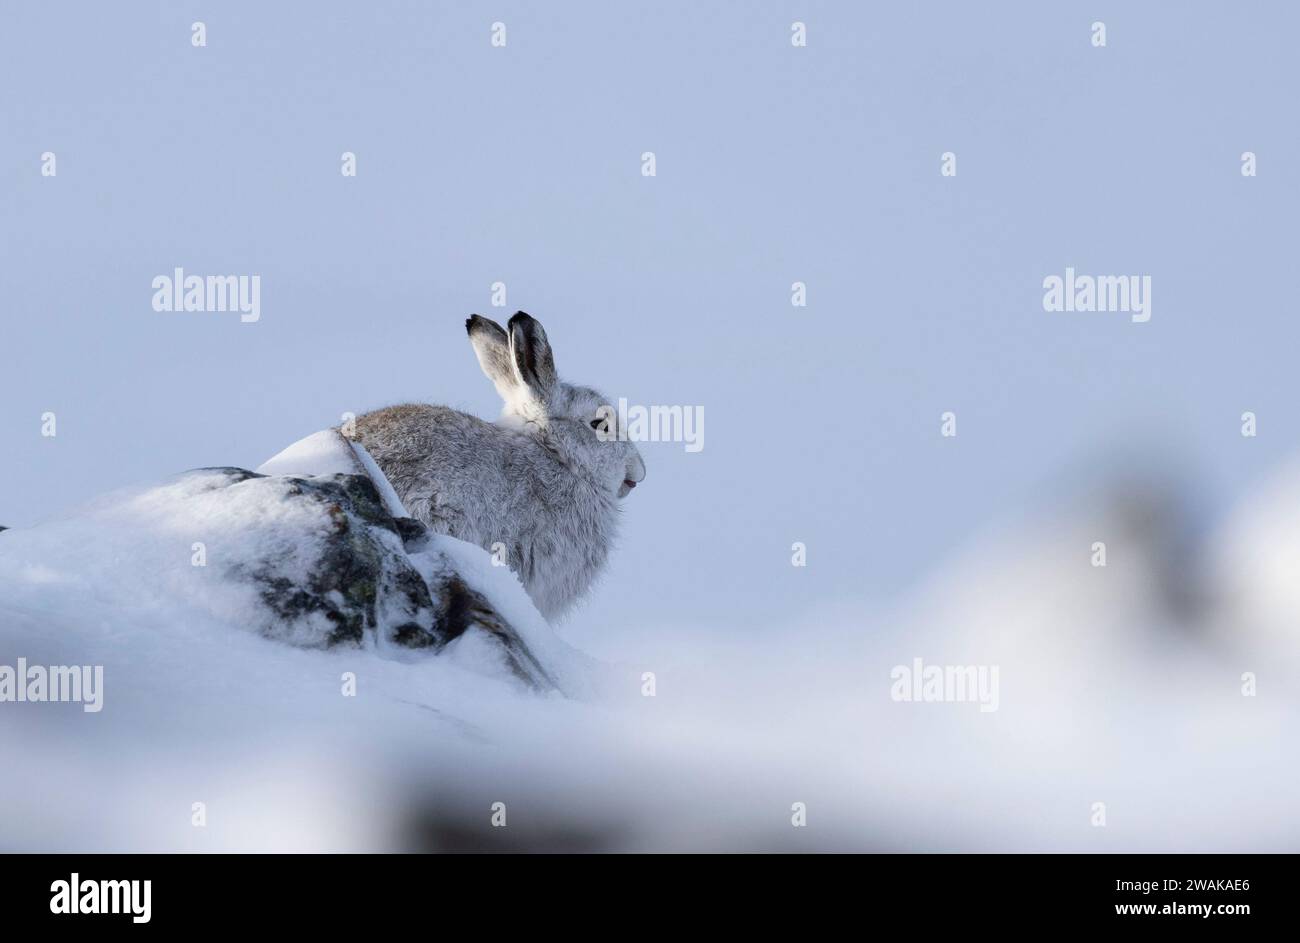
467, 312, 647, 499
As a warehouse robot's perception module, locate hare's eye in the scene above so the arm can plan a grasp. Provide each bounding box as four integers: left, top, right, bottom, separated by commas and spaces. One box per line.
589, 419, 606, 431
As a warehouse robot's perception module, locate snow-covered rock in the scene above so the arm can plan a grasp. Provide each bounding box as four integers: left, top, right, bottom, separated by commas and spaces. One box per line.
0, 429, 580, 692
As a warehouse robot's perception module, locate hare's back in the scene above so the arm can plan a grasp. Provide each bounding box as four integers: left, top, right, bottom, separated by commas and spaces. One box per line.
351, 403, 489, 458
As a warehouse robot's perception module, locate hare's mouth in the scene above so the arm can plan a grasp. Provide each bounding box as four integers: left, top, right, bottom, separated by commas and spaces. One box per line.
618, 479, 637, 498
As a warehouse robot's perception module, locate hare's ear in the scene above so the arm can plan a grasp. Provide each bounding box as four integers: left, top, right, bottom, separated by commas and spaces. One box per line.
507, 311, 557, 401
466, 315, 518, 401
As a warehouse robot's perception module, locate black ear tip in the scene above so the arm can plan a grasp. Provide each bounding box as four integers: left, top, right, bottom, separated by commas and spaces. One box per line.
467, 314, 499, 336
508, 311, 539, 335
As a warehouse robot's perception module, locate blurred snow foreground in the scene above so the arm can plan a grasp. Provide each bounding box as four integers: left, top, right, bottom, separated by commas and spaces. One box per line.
2, 440, 1299, 851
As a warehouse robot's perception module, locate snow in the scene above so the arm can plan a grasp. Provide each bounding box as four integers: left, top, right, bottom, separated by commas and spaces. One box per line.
256, 427, 410, 521
1, 443, 1298, 851
349, 440, 410, 520
1210, 456, 1300, 648
255, 428, 362, 479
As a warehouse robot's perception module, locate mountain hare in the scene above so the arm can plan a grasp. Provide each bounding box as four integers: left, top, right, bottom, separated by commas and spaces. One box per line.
347, 312, 646, 621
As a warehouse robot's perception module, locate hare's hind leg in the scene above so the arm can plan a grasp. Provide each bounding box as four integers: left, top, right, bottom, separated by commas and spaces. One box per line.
402, 490, 461, 539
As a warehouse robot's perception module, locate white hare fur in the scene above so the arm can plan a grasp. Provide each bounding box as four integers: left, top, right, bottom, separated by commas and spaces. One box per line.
347, 312, 646, 622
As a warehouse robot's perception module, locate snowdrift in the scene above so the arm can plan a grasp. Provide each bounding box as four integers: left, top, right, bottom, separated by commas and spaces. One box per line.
1, 439, 1298, 851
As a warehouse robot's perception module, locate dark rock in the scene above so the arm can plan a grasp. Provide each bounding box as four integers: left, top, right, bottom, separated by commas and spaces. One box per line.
169, 467, 555, 687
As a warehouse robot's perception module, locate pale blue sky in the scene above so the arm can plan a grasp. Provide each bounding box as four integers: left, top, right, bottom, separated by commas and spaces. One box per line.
3, 2, 1297, 632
